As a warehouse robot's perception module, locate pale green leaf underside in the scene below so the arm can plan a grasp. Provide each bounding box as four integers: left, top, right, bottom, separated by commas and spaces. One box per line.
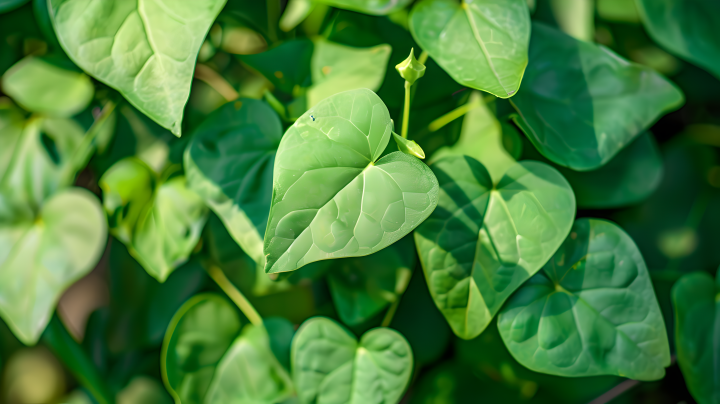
498, 218, 671, 381
672, 269, 720, 404
264, 89, 439, 274
2, 56, 94, 117
0, 188, 106, 345
162, 294, 242, 404
49, 0, 227, 136
414, 157, 575, 339
409, 0, 530, 98
291, 317, 413, 404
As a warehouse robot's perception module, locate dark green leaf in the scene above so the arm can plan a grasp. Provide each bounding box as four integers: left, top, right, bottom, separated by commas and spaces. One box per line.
0, 0, 27, 13
240, 40, 313, 94
498, 218, 671, 380
415, 157, 575, 339
510, 23, 684, 170
264, 88, 439, 274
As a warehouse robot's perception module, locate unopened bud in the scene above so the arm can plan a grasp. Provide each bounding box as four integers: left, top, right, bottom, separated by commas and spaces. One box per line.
395, 48, 426, 85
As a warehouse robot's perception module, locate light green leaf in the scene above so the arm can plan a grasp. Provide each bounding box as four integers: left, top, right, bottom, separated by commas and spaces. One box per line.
327, 235, 415, 326
0, 188, 106, 345
672, 269, 720, 404
316, 0, 412, 14
409, 0, 531, 98
636, 0, 720, 79
307, 39, 392, 108
414, 157, 575, 339
1, 56, 93, 117
510, 23, 684, 170
48, 0, 227, 136
263, 89, 439, 274
185, 99, 281, 268
162, 294, 242, 404
292, 317, 413, 404
0, 104, 24, 178
117, 377, 172, 404
498, 218, 671, 381
205, 324, 294, 404
100, 158, 208, 282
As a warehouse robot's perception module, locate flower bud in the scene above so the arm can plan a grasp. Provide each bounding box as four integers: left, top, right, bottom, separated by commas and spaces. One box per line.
395, 48, 426, 85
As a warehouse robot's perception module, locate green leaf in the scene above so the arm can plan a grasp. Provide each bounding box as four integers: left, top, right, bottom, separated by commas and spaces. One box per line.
185, 99, 281, 268
48, 0, 227, 136
498, 218, 671, 381
510, 23, 684, 170
100, 158, 208, 282
327, 234, 415, 326
205, 324, 294, 404
409, 0, 531, 98
239, 40, 313, 94
162, 294, 242, 404
672, 269, 720, 404
117, 377, 172, 404
316, 0, 412, 15
292, 317, 413, 403
0, 188, 106, 345
263, 88, 439, 274
0, 0, 28, 13
414, 157, 575, 339
636, 0, 720, 79
1, 56, 93, 117
0, 104, 24, 178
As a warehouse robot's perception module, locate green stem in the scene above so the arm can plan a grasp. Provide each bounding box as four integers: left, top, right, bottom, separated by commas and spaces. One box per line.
42, 315, 114, 404
381, 299, 400, 328
418, 50, 429, 65
72, 100, 116, 174
401, 81, 411, 139
427, 97, 482, 132
267, 0, 280, 41
206, 265, 264, 327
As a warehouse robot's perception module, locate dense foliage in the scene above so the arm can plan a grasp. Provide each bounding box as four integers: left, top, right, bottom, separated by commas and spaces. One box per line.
0, 0, 718, 403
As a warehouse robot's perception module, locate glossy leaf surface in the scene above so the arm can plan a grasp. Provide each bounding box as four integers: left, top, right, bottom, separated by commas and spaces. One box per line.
672, 269, 720, 404
49, 0, 227, 136
0, 188, 106, 344
100, 158, 208, 282
1, 57, 93, 117
414, 157, 575, 339
292, 317, 413, 404
162, 294, 242, 404
510, 23, 684, 170
264, 89, 439, 274
185, 99, 281, 268
636, 0, 720, 79
409, 0, 531, 98
498, 218, 671, 380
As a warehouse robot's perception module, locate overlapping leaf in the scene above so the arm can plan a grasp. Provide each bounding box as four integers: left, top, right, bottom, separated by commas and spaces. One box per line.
49, 0, 227, 136
264, 88, 439, 274
292, 317, 413, 403
510, 23, 684, 170
414, 157, 575, 339
498, 218, 671, 380
409, 0, 531, 98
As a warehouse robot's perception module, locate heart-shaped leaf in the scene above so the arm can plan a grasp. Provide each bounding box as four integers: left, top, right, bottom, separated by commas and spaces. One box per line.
263, 88, 439, 274
1, 56, 93, 117
0, 188, 106, 345
672, 268, 720, 404
498, 218, 671, 381
185, 99, 281, 268
409, 0, 531, 98
414, 157, 575, 339
292, 317, 413, 403
48, 0, 227, 136
636, 0, 720, 80
510, 22, 684, 171
100, 158, 208, 282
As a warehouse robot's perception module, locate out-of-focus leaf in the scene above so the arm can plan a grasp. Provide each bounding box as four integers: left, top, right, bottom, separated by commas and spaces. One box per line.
510, 23, 684, 170
263, 89, 439, 274
415, 157, 575, 339
0, 0, 27, 13
409, 0, 531, 98
100, 158, 208, 282
498, 218, 671, 381
318, 0, 412, 15
672, 269, 720, 404
264, 317, 295, 372
597, 0, 640, 23
1, 56, 93, 117
240, 40, 313, 94
0, 189, 106, 345
0, 104, 24, 178
636, 0, 720, 79
327, 234, 415, 326
48, 0, 227, 136
117, 377, 172, 404
550, 0, 594, 41
205, 324, 294, 403
162, 294, 242, 404
292, 317, 413, 403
